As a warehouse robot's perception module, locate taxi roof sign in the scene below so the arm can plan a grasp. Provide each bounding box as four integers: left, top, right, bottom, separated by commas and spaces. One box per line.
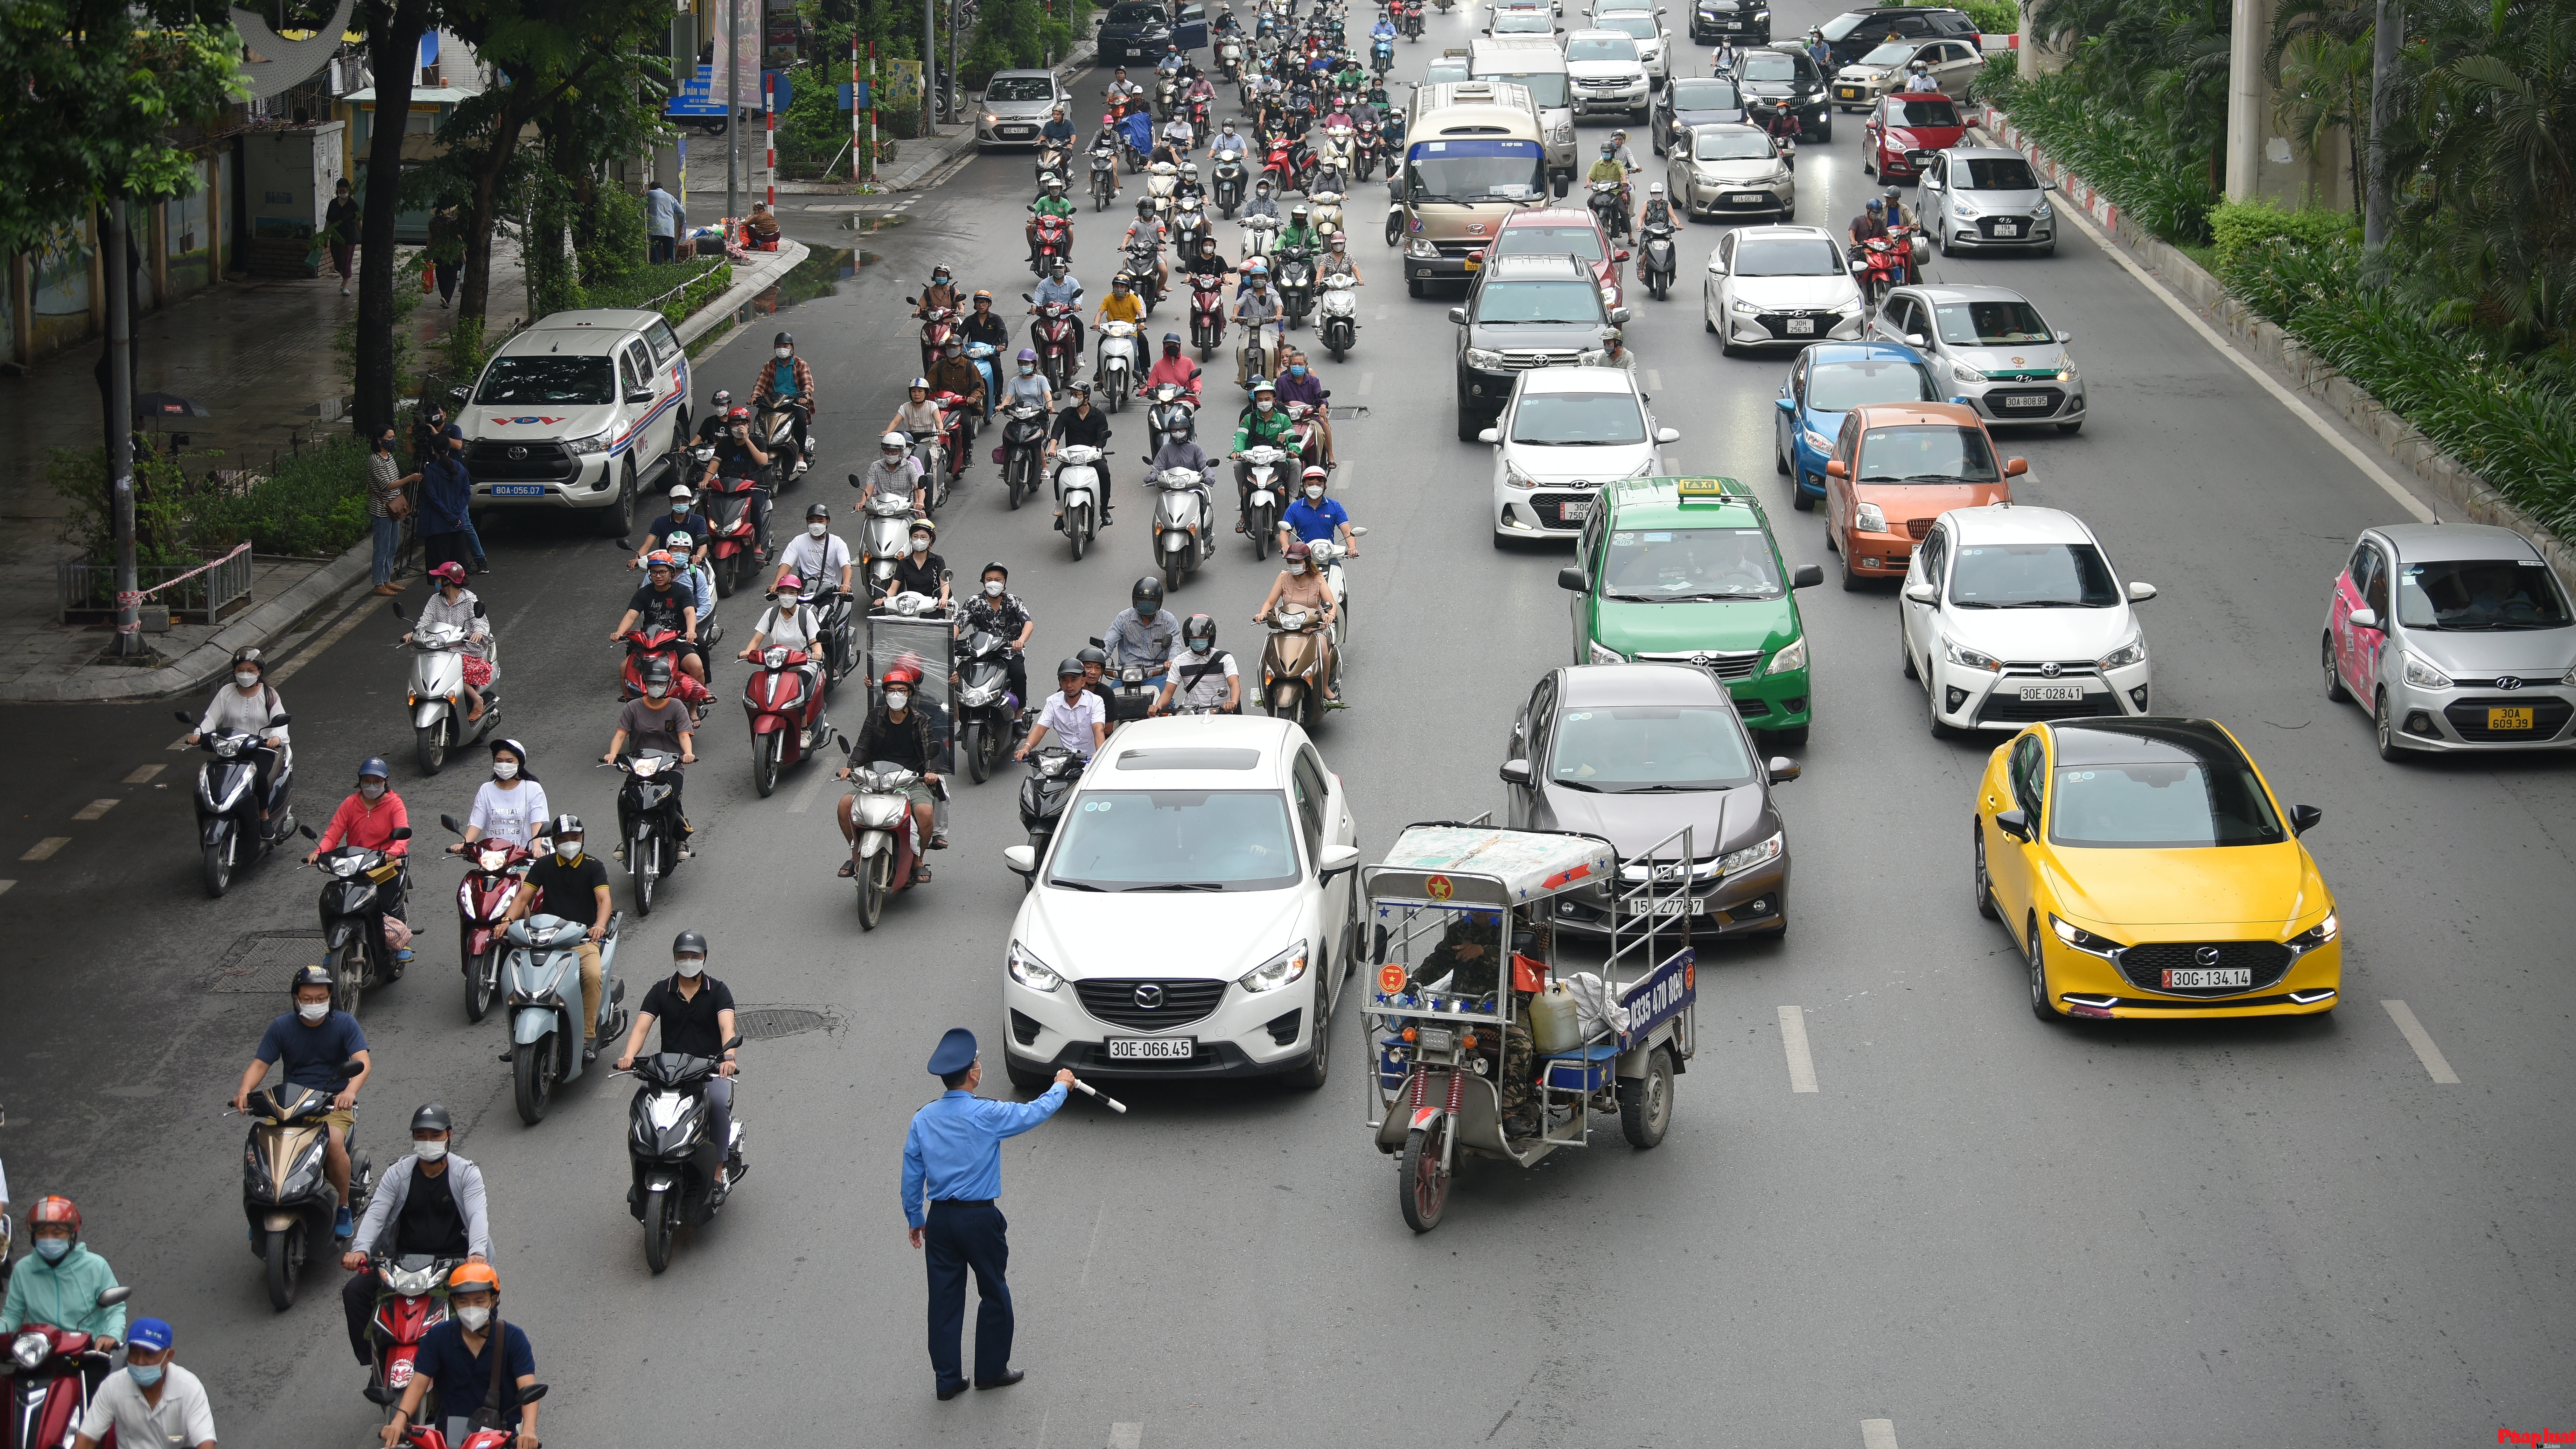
1673, 476, 1750, 502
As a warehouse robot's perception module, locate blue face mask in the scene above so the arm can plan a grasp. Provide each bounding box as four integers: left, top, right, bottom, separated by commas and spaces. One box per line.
34, 1238, 70, 1262
1289, 365, 1306, 377
128, 1364, 165, 1388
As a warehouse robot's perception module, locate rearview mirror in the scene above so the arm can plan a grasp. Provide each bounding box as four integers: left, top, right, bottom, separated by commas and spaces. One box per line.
299, 825, 320, 840
1905, 332, 1927, 347
1448, 306, 1469, 324
1775, 395, 1795, 412
1902, 581, 1937, 603
723, 1034, 746, 1051
1766, 756, 1801, 783
1003, 844, 1039, 875
98, 1286, 132, 1308
1478, 427, 1499, 444
173, 710, 193, 725
1499, 758, 1533, 785
1793, 564, 1826, 590
440, 813, 464, 834
1993, 808, 2030, 842
1609, 307, 1631, 324
2005, 458, 2027, 477
387, 601, 407, 620
1558, 566, 1587, 592
1654, 427, 1680, 444
627, 389, 656, 405
1318, 842, 1363, 878
2126, 580, 2157, 602
340, 1058, 367, 1079
521, 1385, 550, 1405
389, 826, 412, 841
2346, 607, 2381, 632
2289, 804, 2322, 835
1614, 249, 1631, 263
1824, 460, 1847, 478
2056, 330, 2073, 343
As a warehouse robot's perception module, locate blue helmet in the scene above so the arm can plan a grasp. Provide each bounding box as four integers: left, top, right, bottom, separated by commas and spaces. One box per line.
358, 757, 390, 780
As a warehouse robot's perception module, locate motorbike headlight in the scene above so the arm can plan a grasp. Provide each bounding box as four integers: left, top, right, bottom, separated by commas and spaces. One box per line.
1950, 362, 1987, 383
1766, 635, 1808, 674
1716, 831, 1782, 877
331, 855, 363, 878
1006, 939, 1063, 992
2402, 650, 2453, 689
1943, 636, 2003, 673
960, 681, 999, 706
479, 848, 509, 871
1237, 938, 1310, 993
1852, 501, 1888, 534
2049, 913, 2126, 957
13, 1331, 48, 1370
1589, 639, 1627, 665
1801, 427, 1833, 452
563, 429, 611, 456
1464, 347, 1506, 370
2287, 912, 2338, 950
2097, 635, 2146, 671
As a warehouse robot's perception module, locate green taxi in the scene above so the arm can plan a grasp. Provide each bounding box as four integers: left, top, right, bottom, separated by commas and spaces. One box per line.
1557, 476, 1824, 743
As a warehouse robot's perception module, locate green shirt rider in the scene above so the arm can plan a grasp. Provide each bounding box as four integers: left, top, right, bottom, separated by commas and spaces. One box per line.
1276, 205, 1324, 256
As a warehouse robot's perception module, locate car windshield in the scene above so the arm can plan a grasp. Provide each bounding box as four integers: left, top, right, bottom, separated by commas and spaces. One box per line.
1694, 129, 1776, 161
1408, 143, 1549, 203
1550, 706, 1756, 791
1475, 278, 1604, 323
1736, 50, 1799, 81
2394, 557, 2574, 630
2049, 758, 2286, 849
1424, 63, 1472, 84
1105, 3, 1166, 22
1478, 69, 1572, 106
1959, 156, 2038, 189
1854, 423, 1999, 482
1947, 542, 2120, 608
1512, 390, 1646, 444
1497, 224, 1605, 262
1567, 34, 1638, 59
1860, 41, 1916, 63
1044, 789, 1303, 890
1601, 526, 1783, 599
1733, 236, 1842, 275
1819, 12, 1879, 39
1494, 10, 1553, 30
1892, 98, 1962, 127
986, 77, 1055, 102
1932, 299, 2055, 345
1669, 78, 1741, 110
1806, 357, 1939, 410
1597, 14, 1658, 38
475, 355, 613, 405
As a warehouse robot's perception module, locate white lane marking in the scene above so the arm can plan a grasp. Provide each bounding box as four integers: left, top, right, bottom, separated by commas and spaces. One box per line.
20, 838, 71, 862
1108, 1425, 1144, 1449
270, 601, 377, 684
2381, 1000, 2461, 1084
785, 758, 839, 815
1778, 1005, 1819, 1093
167, 735, 192, 750
124, 764, 164, 784
0, 881, 14, 896
1862, 1420, 1901, 1449
71, 799, 118, 821
1076, 1201, 1108, 1292
2049, 200, 2434, 523
1359, 371, 1375, 395
1647, 368, 1664, 390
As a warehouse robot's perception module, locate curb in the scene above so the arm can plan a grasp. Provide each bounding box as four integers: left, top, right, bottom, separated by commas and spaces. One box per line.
3, 250, 815, 705
1973, 104, 2576, 597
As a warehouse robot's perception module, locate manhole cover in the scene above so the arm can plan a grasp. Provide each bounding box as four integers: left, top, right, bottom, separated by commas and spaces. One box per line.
735, 1007, 833, 1040
209, 932, 328, 992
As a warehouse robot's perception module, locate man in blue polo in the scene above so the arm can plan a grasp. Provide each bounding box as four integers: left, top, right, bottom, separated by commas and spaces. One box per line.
901, 1028, 1073, 1401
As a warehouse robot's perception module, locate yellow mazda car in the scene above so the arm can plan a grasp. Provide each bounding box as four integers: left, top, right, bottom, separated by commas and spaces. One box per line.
1971, 718, 2342, 1021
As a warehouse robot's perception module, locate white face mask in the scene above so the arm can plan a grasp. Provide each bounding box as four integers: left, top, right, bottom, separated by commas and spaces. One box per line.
1304, 485, 1324, 500
493, 761, 519, 781
1287, 562, 1307, 576
807, 522, 828, 538
555, 839, 583, 861
298, 1001, 330, 1022
414, 1139, 449, 1163
675, 955, 705, 978
984, 580, 1006, 597
911, 536, 932, 554
776, 347, 793, 359
235, 671, 260, 690
885, 690, 910, 712
646, 684, 670, 700
456, 1305, 492, 1333
360, 782, 387, 800
1018, 363, 1035, 375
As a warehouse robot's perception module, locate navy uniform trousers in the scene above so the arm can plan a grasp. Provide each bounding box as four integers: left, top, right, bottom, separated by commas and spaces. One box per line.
925, 1198, 1013, 1387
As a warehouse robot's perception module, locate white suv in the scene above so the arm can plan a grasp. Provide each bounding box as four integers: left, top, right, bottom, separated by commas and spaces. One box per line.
457, 308, 692, 538
1564, 30, 1651, 119
1899, 503, 2158, 735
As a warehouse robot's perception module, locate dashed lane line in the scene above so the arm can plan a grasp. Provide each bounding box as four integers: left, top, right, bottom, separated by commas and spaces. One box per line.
1779, 1005, 1819, 1093
124, 764, 164, 784
20, 838, 71, 862
0, 881, 14, 897
70, 799, 119, 821
1108, 1425, 1144, 1449
1862, 1420, 1901, 1449
268, 601, 377, 685
2381, 1000, 2462, 1084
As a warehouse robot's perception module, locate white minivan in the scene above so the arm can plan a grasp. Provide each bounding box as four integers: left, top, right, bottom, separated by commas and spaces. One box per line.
457, 308, 692, 538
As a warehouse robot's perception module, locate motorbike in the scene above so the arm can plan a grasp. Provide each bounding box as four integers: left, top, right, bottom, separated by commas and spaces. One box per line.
999, 402, 1050, 510
808, 584, 862, 687
391, 1384, 550, 1449
1036, 138, 1072, 185
1638, 216, 1678, 300
611, 750, 688, 914
1261, 135, 1301, 192
912, 301, 960, 374
955, 628, 1023, 785
1017, 745, 1084, 873
618, 627, 712, 720
1029, 296, 1081, 391
1030, 208, 1073, 274
1318, 271, 1361, 359
1054, 443, 1107, 560
853, 486, 920, 593
501, 907, 626, 1122
2, 1285, 131, 1449
758, 396, 812, 481
1589, 178, 1631, 243
437, 813, 531, 1023
296, 823, 413, 1016
1218, 33, 1246, 79
176, 707, 296, 898
1170, 195, 1211, 260
1371, 34, 1395, 72
743, 643, 837, 798
929, 388, 974, 496
1259, 603, 1332, 728
1309, 526, 1366, 648
697, 470, 768, 597
1124, 237, 1166, 311
1308, 187, 1348, 238
839, 745, 926, 930
388, 600, 499, 775
1858, 227, 1926, 311
1090, 145, 1120, 210
361, 1254, 458, 1414
1242, 212, 1283, 259
1148, 464, 1217, 591
1212, 152, 1249, 217
1096, 319, 1143, 411
1144, 160, 1181, 219
1147, 383, 1199, 456
1275, 245, 1317, 330
1155, 71, 1181, 120
237, 1066, 373, 1310
1402, 0, 1424, 36
623, 1036, 749, 1273
965, 340, 1002, 423
1238, 316, 1281, 397
1237, 440, 1291, 559
1190, 273, 1228, 356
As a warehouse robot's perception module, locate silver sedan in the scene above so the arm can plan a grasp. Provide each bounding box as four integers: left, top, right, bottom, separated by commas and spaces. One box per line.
1665, 121, 1794, 220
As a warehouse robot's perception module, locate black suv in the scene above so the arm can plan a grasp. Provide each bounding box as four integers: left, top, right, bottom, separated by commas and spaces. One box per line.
1689, 0, 1772, 45
1816, 6, 1980, 66
1450, 254, 1627, 441
1733, 44, 1833, 140
1097, 0, 1209, 64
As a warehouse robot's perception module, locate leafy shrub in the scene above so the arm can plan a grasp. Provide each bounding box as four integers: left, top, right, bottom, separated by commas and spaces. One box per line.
582, 183, 651, 290
581, 258, 733, 331
1996, 72, 2215, 242
190, 435, 374, 558
2207, 198, 2352, 272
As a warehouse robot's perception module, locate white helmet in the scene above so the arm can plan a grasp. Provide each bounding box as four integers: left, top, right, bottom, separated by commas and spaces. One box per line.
881, 431, 908, 449
1648, 182, 1666, 196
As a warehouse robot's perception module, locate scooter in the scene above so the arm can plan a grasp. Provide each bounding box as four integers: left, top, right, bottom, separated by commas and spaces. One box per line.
1638, 216, 1678, 300
1147, 464, 1217, 591
1016, 743, 1085, 867
622, 1036, 749, 1273
1308, 187, 1348, 237
1259, 603, 1332, 728
1402, 0, 1424, 37
1124, 238, 1166, 311
758, 397, 813, 480
1237, 441, 1292, 559
698, 471, 768, 598
2, 1285, 130, 1449
929, 388, 974, 498
501, 908, 626, 1124
361, 1254, 459, 1413
1096, 320, 1142, 411
1031, 209, 1074, 274
1028, 296, 1081, 391
296, 823, 414, 1016
1144, 160, 1181, 220
966, 341, 1002, 424
808, 585, 861, 688
1318, 271, 1361, 359
393, 1382, 550, 1449
1242, 212, 1283, 259
852, 485, 920, 593
1239, 317, 1281, 396
176, 707, 296, 898
1212, 152, 1249, 217
1091, 634, 1169, 723
437, 813, 531, 1023
389, 600, 500, 775
610, 752, 687, 915
1170, 195, 1211, 261
912, 301, 960, 374
955, 628, 1023, 785
618, 625, 708, 709
743, 644, 836, 798
998, 403, 1050, 510
839, 743, 926, 931
1372, 33, 1395, 72
1055, 443, 1106, 559
1275, 245, 1317, 330
1190, 274, 1228, 357
1147, 383, 1199, 455
1589, 177, 1631, 243
1309, 526, 1366, 648
238, 1065, 374, 1311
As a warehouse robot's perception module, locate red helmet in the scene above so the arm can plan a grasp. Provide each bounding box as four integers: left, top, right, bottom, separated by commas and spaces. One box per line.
882, 662, 925, 688
726, 405, 753, 422
1282, 541, 1312, 562
28, 1195, 81, 1239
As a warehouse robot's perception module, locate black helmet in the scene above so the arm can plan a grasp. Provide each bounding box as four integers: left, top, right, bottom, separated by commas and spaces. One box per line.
1056, 656, 1089, 680
1183, 613, 1218, 651
1076, 644, 1109, 667
672, 930, 708, 957
1172, 413, 1196, 438
1132, 575, 1165, 612
643, 658, 674, 687
982, 560, 1009, 580
410, 1102, 454, 1133
710, 388, 732, 408
289, 963, 334, 997
774, 330, 794, 348
231, 645, 266, 671
548, 813, 585, 838
805, 500, 830, 521
1138, 197, 1155, 215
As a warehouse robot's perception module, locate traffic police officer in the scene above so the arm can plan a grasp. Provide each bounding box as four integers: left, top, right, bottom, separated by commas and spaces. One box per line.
902, 1028, 1075, 1399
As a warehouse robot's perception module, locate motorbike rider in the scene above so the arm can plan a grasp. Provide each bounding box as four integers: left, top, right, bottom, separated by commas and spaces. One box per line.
505, 814, 616, 1057
610, 929, 742, 1194
306, 756, 416, 971
1279, 462, 1358, 556
1004, 346, 1056, 415
1242, 175, 1283, 224
1711, 37, 1741, 72
603, 663, 700, 864
1273, 351, 1331, 464
1227, 377, 1295, 529
1145, 411, 1221, 534
912, 263, 963, 321
1255, 539, 1342, 704
1015, 657, 1111, 762
926, 337, 989, 452
1119, 105, 1156, 167
1107, 575, 1182, 682
885, 518, 952, 608
454, 738, 548, 855
751, 330, 816, 468
1903, 58, 1941, 92
1040, 104, 1077, 153
1370, 9, 1396, 47
777, 500, 854, 597
1031, 255, 1087, 361
186, 645, 289, 819
1158, 112, 1197, 161
965, 561, 1037, 711
1317, 230, 1362, 283
1640, 180, 1683, 231
835, 667, 941, 885
1209, 119, 1250, 166
1150, 613, 1240, 714
961, 288, 1015, 359
1233, 276, 1285, 387
1046, 380, 1116, 530
1601, 326, 1638, 374
1144, 332, 1205, 405
691, 388, 737, 450
338, 1103, 490, 1380
1104, 65, 1147, 109
0, 1196, 123, 1349
860, 430, 933, 514
378, 1262, 538, 1449
403, 560, 493, 724
1587, 140, 1636, 233
1881, 184, 1913, 231
697, 405, 775, 563
68, 1315, 211, 1449
1087, 114, 1127, 200
1120, 203, 1171, 299
1027, 175, 1078, 264
888, 375, 948, 455
1096, 272, 1154, 373
637, 484, 714, 576
1805, 27, 1834, 72
1849, 194, 1890, 256
1277, 201, 1323, 256
1754, 97, 1803, 152
609, 551, 707, 689
231, 966, 372, 1240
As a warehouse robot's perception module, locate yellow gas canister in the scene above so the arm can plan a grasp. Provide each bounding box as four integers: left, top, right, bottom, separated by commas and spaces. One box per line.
1528, 980, 1582, 1056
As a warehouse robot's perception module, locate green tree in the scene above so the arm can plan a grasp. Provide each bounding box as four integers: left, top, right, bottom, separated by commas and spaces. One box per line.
352, 0, 441, 438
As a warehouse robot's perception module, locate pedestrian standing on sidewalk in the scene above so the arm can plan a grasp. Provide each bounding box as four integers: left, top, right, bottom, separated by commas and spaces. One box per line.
426, 205, 462, 307
326, 178, 360, 296
419, 425, 476, 577
645, 182, 686, 267
368, 425, 419, 595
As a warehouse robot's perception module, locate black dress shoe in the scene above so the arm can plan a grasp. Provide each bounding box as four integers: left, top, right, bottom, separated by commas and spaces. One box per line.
937, 1380, 972, 1401
974, 1369, 1026, 1391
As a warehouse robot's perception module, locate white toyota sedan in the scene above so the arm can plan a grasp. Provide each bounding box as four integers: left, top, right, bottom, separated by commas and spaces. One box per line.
1899, 503, 2158, 735
1000, 716, 1363, 1089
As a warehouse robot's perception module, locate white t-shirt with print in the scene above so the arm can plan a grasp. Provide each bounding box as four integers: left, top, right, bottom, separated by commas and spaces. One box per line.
467, 778, 551, 848
78, 1361, 216, 1448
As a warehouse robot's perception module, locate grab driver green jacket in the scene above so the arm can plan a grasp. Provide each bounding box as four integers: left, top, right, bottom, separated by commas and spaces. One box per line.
1230, 408, 1295, 453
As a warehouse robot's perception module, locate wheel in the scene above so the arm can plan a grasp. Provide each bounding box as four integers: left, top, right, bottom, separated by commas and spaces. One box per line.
1840, 538, 1864, 592
2322, 633, 2350, 702
334, 941, 365, 1016
1007, 456, 1027, 509
1774, 420, 1792, 476
2027, 918, 2058, 1020
631, 831, 656, 915
1704, 300, 1715, 333
1927, 676, 1957, 738
414, 719, 448, 776
2056, 419, 2082, 434
642, 1186, 677, 1274
752, 730, 780, 797
263, 1224, 304, 1311
962, 723, 989, 785
1162, 555, 1185, 593
597, 462, 636, 537
858, 848, 890, 930
1815, 113, 1832, 142
1791, 482, 1815, 511
1456, 406, 1481, 442
1973, 820, 2000, 920
201, 833, 234, 898
1290, 982, 1332, 1089
464, 941, 500, 1023
714, 552, 738, 598
1397, 1119, 1449, 1232
2373, 690, 2409, 762
1252, 504, 1275, 558
1618, 1045, 1674, 1148
512, 1033, 554, 1123
1068, 504, 1090, 560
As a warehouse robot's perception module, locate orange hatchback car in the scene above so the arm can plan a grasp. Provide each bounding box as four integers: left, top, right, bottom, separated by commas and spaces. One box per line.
1822, 401, 2024, 589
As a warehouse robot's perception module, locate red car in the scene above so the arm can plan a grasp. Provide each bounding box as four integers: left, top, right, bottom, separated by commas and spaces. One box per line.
1480, 206, 1629, 312
1863, 93, 1967, 182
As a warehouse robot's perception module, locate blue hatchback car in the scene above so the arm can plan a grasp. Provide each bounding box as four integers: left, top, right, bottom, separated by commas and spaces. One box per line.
1772, 341, 1944, 510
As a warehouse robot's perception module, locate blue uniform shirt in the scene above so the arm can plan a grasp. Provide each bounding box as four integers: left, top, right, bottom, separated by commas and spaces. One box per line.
901, 1084, 1069, 1228
1282, 495, 1349, 544
255, 1010, 369, 1093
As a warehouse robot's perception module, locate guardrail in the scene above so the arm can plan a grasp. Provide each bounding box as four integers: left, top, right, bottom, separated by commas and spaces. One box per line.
58, 541, 254, 626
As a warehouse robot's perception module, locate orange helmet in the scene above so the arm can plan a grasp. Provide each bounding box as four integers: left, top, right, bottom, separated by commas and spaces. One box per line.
448, 1261, 500, 1294
28, 1195, 81, 1238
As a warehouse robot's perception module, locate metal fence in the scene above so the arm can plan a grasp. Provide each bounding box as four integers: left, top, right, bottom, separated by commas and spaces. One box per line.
56, 544, 254, 626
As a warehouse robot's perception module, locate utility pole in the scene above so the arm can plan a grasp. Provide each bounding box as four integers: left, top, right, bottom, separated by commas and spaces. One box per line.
948, 0, 961, 134
107, 200, 139, 657
727, 0, 741, 229
2363, 0, 2402, 270
922, 0, 936, 136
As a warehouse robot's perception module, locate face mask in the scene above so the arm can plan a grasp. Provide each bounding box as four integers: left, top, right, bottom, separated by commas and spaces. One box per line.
911, 536, 932, 553
646, 684, 670, 701
1019, 363, 1035, 375
235, 671, 260, 690
776, 347, 793, 359
885, 690, 910, 711
298, 1001, 330, 1023
675, 955, 705, 978
456, 1305, 492, 1334
360, 782, 387, 800
807, 522, 828, 538
127, 1364, 164, 1388
984, 580, 1006, 597
34, 1238, 69, 1263
1256, 400, 1273, 412
414, 1139, 449, 1163
494, 761, 519, 781
555, 840, 583, 861
1287, 562, 1308, 576
1190, 642, 1212, 657
1305, 485, 1324, 501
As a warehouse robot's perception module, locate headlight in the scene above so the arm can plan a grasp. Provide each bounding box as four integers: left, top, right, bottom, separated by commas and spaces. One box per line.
2562, 662, 2576, 685
1949, 362, 1986, 383
1464, 347, 1505, 369
2033, 200, 2053, 219
563, 430, 611, 455
1237, 938, 1310, 993
2049, 913, 2125, 957
1731, 298, 1761, 315
1943, 636, 2002, 672
1766, 636, 1808, 674
2402, 651, 2453, 689
2057, 365, 2077, 383
1407, 237, 1440, 258
1852, 501, 1887, 534
1835, 296, 1863, 315
1589, 639, 1627, 664
960, 681, 999, 706
1624, 457, 1657, 479
1006, 940, 1062, 992
1955, 202, 1976, 219
1716, 831, 1782, 877
2097, 635, 2146, 671
2287, 912, 2338, 951
1504, 461, 1539, 488
1552, 122, 1576, 143
1801, 428, 1832, 451
12, 1332, 47, 1370
981, 111, 1000, 126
